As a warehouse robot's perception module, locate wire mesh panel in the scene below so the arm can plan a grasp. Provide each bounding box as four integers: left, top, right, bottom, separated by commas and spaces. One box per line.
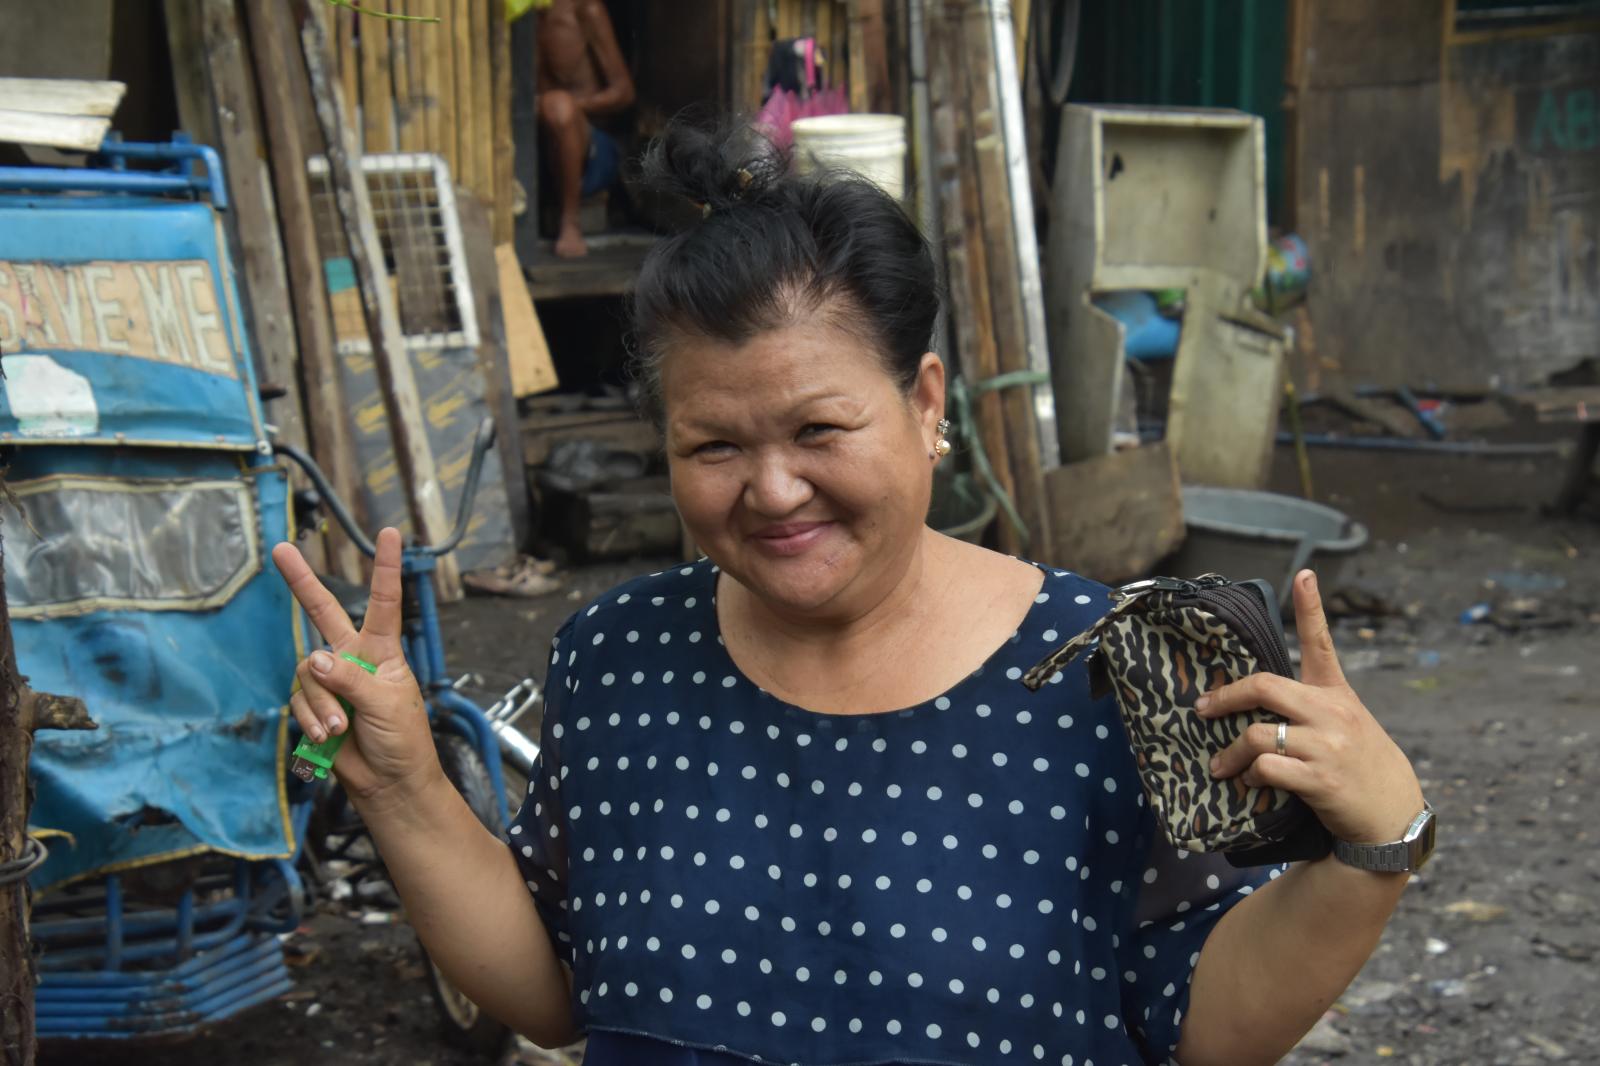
307, 152, 479, 354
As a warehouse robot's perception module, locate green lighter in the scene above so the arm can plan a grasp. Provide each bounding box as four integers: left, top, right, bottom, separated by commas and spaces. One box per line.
289, 652, 377, 782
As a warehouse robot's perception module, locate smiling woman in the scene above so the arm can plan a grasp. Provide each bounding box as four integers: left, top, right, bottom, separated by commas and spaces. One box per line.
273, 117, 1428, 1066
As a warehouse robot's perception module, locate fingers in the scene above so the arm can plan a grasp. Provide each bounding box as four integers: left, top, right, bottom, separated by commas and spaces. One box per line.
1238, 753, 1318, 795
1195, 672, 1321, 724
293, 660, 347, 740
271, 541, 357, 645
1211, 718, 1323, 778
360, 528, 405, 640
1292, 569, 1347, 689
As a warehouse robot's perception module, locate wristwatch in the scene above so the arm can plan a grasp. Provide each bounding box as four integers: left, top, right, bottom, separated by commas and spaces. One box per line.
1332, 803, 1436, 873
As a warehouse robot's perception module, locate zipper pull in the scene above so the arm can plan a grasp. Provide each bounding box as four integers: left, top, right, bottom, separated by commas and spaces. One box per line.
1112, 576, 1194, 603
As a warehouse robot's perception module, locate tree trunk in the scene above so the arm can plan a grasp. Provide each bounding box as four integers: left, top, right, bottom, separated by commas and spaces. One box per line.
1, 484, 95, 1066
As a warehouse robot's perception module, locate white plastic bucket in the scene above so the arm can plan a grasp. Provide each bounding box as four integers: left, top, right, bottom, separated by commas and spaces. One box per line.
791, 114, 907, 201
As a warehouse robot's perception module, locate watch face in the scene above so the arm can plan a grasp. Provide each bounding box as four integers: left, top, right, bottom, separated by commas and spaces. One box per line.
1409, 811, 1437, 869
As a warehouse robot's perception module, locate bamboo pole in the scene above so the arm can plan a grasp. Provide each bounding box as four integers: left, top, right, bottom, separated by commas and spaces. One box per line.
246, 0, 368, 582
925, 0, 1020, 554
957, 0, 1050, 551
358, 0, 395, 151
394, 0, 426, 152
296, 0, 464, 600
417, 0, 442, 156
334, 4, 360, 133
470, 0, 494, 205
490, 0, 514, 242
452, 0, 476, 190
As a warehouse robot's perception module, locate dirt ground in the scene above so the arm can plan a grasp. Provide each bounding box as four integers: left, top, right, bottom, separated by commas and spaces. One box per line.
44, 420, 1600, 1066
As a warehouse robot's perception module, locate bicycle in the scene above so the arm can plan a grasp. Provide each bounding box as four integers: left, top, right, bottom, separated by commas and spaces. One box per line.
276, 416, 542, 1055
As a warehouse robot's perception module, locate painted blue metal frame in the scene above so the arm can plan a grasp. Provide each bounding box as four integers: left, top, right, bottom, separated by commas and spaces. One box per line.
0, 135, 228, 208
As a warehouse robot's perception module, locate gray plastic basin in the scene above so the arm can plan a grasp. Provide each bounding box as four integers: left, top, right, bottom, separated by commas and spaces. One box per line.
1164, 487, 1369, 609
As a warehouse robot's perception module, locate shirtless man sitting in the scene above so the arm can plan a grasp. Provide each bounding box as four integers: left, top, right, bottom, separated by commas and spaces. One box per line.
538, 0, 635, 258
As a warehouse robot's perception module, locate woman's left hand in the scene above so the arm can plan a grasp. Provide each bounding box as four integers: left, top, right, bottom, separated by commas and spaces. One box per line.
1198, 569, 1425, 845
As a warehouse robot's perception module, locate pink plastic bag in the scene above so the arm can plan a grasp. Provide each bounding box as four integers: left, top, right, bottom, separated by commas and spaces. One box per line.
755, 37, 848, 150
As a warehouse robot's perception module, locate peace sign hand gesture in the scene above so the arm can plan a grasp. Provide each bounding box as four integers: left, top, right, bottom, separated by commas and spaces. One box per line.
1199, 570, 1425, 847
272, 528, 440, 808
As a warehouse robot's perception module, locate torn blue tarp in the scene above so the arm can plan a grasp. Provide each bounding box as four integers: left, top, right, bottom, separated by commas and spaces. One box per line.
9, 453, 302, 893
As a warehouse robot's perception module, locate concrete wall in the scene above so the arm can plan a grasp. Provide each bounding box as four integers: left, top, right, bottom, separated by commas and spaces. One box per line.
1289, 1, 1599, 391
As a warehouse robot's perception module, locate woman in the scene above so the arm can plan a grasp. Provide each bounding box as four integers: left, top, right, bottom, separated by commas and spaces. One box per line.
272, 123, 1429, 1065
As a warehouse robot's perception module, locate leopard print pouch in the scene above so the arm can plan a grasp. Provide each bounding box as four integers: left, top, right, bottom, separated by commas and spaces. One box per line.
1023, 575, 1332, 867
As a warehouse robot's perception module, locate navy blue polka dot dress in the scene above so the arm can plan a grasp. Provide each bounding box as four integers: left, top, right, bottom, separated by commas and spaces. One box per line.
507, 560, 1282, 1065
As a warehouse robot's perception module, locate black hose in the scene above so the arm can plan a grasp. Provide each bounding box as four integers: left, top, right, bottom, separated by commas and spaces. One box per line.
1034, 0, 1080, 108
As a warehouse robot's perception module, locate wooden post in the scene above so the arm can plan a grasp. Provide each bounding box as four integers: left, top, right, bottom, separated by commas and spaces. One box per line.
296, 0, 464, 600
1, 509, 97, 1066
489, 0, 514, 243
246, 0, 368, 583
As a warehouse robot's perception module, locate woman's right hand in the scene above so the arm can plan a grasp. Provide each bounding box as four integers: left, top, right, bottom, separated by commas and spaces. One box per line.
272, 528, 440, 806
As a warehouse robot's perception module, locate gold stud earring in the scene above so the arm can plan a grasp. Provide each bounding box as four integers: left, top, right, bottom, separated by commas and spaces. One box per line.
934, 418, 953, 458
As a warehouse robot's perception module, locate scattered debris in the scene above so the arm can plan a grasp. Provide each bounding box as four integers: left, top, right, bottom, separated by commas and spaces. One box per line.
1442, 900, 1507, 923
1425, 937, 1451, 955
1293, 1012, 1353, 1056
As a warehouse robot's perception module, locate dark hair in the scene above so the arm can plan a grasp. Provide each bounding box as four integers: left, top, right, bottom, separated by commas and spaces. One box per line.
629, 118, 939, 428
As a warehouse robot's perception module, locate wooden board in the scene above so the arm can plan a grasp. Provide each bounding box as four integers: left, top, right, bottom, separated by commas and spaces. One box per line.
248, 0, 367, 583
497, 243, 559, 397
1165, 272, 1286, 490
1041, 443, 1185, 585
458, 197, 533, 548
0, 109, 107, 151
0, 78, 124, 116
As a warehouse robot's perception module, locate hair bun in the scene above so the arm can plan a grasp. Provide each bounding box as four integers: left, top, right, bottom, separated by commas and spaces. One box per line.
640, 116, 783, 216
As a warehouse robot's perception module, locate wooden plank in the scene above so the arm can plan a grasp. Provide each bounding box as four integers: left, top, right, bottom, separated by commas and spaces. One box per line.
298, 0, 463, 600
456, 196, 534, 549
1043, 444, 1184, 586
489, 0, 514, 242
452, 0, 475, 190
415, 0, 441, 154
0, 110, 107, 151
497, 243, 559, 397
358, 0, 394, 151
194, 0, 324, 571
0, 78, 124, 116
245, 0, 367, 583
1165, 271, 1286, 489
162, 2, 216, 145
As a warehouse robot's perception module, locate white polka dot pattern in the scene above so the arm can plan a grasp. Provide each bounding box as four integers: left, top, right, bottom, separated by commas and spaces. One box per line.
506, 560, 1279, 1066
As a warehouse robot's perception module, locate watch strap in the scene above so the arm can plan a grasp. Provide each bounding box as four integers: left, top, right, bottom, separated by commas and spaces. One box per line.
1332, 838, 1414, 873
1332, 803, 1434, 873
